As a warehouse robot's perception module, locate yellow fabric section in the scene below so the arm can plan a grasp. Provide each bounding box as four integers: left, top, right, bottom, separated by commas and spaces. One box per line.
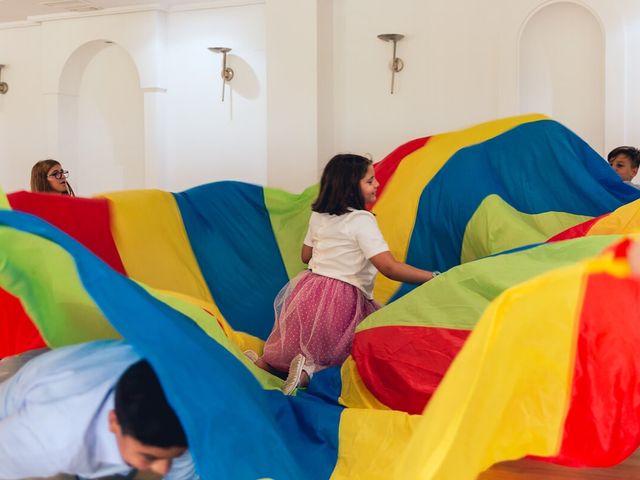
588, 199, 640, 236
0, 186, 9, 209
372, 113, 548, 303
338, 356, 390, 410
461, 194, 591, 263
331, 408, 421, 480
394, 260, 588, 480
145, 287, 280, 390
102, 190, 213, 303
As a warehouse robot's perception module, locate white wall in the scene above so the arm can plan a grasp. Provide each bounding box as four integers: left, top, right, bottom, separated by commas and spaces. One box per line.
0, 25, 46, 193
333, 0, 502, 163
0, 3, 266, 196
620, 0, 640, 146
331, 0, 626, 163
2, 0, 640, 196
166, 4, 267, 192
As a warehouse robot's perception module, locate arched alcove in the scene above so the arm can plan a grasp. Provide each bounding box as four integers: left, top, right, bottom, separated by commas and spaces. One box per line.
57, 40, 145, 195
519, 2, 604, 153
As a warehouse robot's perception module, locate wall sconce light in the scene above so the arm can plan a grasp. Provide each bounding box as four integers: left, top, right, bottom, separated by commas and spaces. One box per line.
0, 65, 8, 95
208, 47, 234, 102
377, 34, 404, 94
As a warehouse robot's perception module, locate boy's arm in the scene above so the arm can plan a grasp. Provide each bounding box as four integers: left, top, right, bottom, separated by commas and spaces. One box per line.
164, 450, 200, 480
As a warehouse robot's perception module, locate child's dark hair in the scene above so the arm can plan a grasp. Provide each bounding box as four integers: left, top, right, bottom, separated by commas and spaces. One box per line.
312, 154, 373, 215
114, 360, 187, 448
608, 146, 640, 168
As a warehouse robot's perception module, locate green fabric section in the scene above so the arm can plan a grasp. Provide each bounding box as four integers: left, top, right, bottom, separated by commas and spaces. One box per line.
358, 234, 620, 332
0, 186, 9, 210
460, 194, 592, 264
147, 287, 282, 390
264, 184, 318, 279
0, 227, 120, 346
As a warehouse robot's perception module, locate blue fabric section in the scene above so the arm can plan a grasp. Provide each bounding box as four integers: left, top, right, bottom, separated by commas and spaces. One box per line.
173, 182, 289, 340
304, 367, 343, 406
0, 210, 341, 480
391, 120, 640, 301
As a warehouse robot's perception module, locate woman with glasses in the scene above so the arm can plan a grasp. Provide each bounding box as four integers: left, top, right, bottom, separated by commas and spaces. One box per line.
30, 159, 75, 196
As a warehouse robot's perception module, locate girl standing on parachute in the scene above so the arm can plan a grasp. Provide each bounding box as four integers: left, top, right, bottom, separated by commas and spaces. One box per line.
249, 154, 439, 394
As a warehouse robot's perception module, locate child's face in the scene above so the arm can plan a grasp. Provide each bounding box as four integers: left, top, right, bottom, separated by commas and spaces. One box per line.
360, 164, 379, 204
46, 164, 69, 194
109, 410, 186, 476
609, 155, 638, 182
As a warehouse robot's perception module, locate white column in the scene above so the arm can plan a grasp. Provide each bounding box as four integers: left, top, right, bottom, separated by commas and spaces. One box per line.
265, 0, 334, 192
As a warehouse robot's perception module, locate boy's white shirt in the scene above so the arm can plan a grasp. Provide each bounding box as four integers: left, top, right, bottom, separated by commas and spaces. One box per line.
0, 341, 198, 480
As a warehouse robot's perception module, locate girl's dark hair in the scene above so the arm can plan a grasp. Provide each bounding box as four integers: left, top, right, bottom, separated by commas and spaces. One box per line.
30, 159, 75, 196
312, 154, 373, 215
115, 360, 187, 448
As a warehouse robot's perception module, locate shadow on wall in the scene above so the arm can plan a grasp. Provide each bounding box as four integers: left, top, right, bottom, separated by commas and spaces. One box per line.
228, 54, 260, 100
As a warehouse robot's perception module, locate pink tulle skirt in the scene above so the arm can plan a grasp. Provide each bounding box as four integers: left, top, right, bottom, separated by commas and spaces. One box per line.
262, 270, 380, 375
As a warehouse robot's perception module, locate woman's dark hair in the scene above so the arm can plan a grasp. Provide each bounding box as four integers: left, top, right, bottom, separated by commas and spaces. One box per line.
608, 146, 640, 168
312, 154, 373, 215
115, 360, 187, 448
30, 159, 75, 196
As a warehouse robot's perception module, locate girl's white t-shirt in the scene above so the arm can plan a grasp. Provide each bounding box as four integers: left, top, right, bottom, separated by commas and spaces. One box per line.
303, 209, 389, 299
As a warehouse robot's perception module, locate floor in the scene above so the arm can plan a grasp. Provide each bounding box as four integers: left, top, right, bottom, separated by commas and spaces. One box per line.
127, 448, 640, 479
480, 448, 640, 479
31, 450, 640, 480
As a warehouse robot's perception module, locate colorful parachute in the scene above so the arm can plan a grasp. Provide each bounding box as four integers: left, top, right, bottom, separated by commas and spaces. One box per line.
2, 114, 640, 479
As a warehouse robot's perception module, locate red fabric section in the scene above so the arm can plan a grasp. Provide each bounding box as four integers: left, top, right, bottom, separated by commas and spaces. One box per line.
368, 137, 430, 209
547, 214, 606, 242
0, 289, 46, 357
8, 191, 126, 274
608, 237, 633, 259
549, 266, 640, 466
352, 325, 470, 414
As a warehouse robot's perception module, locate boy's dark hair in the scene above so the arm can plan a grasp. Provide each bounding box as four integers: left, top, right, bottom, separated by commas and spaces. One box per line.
607, 146, 640, 168
114, 360, 187, 448
312, 154, 373, 215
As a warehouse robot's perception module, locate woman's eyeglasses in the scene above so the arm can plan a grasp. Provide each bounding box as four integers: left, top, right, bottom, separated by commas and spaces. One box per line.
47, 170, 69, 180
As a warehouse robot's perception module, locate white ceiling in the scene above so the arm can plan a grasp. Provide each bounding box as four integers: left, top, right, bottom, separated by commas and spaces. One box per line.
0, 0, 201, 23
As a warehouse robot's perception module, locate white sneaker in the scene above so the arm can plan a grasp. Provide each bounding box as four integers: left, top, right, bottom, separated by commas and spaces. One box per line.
243, 350, 259, 363
282, 353, 306, 395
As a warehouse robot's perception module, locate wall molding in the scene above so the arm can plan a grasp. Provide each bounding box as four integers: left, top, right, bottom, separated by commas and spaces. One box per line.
26, 4, 168, 23
0, 20, 40, 30
141, 87, 168, 93
170, 0, 265, 12
0, 0, 265, 28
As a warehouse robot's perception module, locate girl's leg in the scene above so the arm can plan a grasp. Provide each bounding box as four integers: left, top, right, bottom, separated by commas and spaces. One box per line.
298, 371, 311, 388
254, 356, 275, 373
245, 350, 286, 378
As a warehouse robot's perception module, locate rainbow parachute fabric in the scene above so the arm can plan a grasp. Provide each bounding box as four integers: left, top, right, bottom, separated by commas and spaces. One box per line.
2, 114, 640, 479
